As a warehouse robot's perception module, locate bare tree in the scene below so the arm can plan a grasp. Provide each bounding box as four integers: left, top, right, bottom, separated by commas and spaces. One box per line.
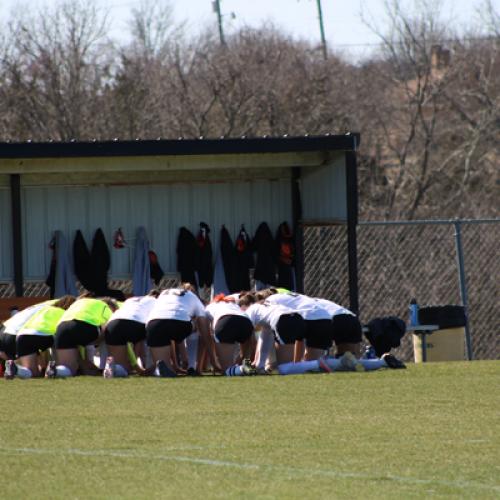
357, 0, 500, 219
0, 0, 111, 140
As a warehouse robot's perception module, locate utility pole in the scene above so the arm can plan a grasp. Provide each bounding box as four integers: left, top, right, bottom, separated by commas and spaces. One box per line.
212, 0, 225, 46
316, 0, 327, 60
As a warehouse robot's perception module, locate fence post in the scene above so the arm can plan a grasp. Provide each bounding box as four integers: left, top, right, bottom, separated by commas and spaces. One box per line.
453, 220, 473, 360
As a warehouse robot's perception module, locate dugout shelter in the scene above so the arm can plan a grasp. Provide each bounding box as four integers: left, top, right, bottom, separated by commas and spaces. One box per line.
0, 134, 360, 318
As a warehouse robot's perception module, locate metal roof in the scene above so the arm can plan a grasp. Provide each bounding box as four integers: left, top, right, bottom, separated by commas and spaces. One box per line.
0, 134, 359, 159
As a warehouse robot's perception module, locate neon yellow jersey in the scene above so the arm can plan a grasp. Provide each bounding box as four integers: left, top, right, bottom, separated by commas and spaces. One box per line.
59, 298, 112, 327
2, 300, 58, 335
276, 288, 291, 294
20, 306, 65, 335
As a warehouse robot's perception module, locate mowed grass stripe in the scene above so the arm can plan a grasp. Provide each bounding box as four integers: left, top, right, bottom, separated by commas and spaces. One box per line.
1, 361, 498, 498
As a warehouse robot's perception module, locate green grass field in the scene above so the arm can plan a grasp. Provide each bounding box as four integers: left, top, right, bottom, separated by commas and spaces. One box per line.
1, 361, 499, 499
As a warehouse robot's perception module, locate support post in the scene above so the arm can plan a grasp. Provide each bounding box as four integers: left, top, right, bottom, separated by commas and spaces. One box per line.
213, 0, 225, 46
453, 220, 473, 360
10, 174, 23, 297
345, 151, 359, 315
316, 0, 328, 60
291, 167, 304, 293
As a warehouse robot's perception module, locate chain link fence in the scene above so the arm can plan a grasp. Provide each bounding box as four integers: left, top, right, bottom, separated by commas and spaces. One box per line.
304, 219, 499, 361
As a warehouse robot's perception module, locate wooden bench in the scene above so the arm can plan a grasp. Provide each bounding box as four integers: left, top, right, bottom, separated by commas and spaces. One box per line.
0, 297, 50, 322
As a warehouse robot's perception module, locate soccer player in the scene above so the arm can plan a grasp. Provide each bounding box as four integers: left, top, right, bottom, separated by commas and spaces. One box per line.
313, 297, 363, 357
205, 295, 257, 376
146, 286, 216, 378
264, 290, 335, 361
102, 290, 160, 378
47, 296, 118, 378
3, 296, 76, 379
239, 293, 306, 368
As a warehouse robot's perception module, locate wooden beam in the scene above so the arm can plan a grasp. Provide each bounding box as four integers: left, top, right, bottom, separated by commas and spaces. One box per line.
0, 151, 331, 175
21, 167, 292, 187
10, 174, 23, 297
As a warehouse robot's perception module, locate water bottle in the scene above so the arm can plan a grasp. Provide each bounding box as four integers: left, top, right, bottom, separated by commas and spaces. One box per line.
409, 298, 419, 326
363, 345, 377, 359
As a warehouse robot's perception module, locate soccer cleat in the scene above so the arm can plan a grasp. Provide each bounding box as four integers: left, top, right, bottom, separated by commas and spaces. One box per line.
45, 361, 57, 378
318, 356, 333, 373
241, 358, 257, 376
382, 353, 406, 369
339, 351, 365, 372
103, 356, 115, 379
256, 367, 273, 375
186, 367, 201, 377
155, 360, 177, 378
4, 360, 17, 380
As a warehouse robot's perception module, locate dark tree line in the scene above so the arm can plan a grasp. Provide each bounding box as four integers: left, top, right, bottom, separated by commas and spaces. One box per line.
0, 0, 498, 219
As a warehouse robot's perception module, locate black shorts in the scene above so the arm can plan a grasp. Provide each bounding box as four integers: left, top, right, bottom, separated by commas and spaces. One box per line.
331, 314, 362, 344
55, 320, 100, 349
304, 319, 333, 350
275, 313, 306, 345
105, 319, 146, 346
16, 335, 54, 357
214, 315, 253, 344
146, 319, 192, 347
0, 332, 17, 359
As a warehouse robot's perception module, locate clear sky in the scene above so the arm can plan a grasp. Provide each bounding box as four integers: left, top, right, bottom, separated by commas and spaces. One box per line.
1, 0, 497, 58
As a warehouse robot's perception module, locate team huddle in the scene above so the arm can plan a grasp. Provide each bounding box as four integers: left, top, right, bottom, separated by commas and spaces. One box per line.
0, 285, 405, 380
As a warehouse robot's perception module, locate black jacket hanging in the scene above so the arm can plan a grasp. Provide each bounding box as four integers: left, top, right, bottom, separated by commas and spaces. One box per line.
196, 222, 213, 288
234, 225, 253, 291
276, 221, 295, 290
73, 229, 125, 300
73, 230, 93, 291
220, 225, 238, 293
90, 228, 111, 296
177, 227, 199, 286
46, 236, 57, 298
252, 222, 277, 286
149, 250, 164, 285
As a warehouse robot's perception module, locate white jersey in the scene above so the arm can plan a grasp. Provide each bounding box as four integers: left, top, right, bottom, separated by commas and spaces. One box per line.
205, 301, 249, 328
2, 302, 49, 335
147, 289, 206, 323
110, 296, 157, 324
246, 303, 298, 331
265, 293, 332, 321
314, 298, 354, 318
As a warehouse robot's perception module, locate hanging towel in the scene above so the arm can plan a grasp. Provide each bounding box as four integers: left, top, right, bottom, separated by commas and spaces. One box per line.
132, 226, 151, 296
220, 225, 239, 293
46, 231, 78, 298
177, 227, 198, 286
196, 222, 213, 288
252, 222, 277, 286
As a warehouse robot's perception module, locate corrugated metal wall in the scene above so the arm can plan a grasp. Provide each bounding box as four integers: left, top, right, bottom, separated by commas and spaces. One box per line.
20, 179, 292, 280
301, 155, 347, 221
0, 187, 12, 280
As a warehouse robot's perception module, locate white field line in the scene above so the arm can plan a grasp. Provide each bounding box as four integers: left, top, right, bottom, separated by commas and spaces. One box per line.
0, 446, 499, 493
